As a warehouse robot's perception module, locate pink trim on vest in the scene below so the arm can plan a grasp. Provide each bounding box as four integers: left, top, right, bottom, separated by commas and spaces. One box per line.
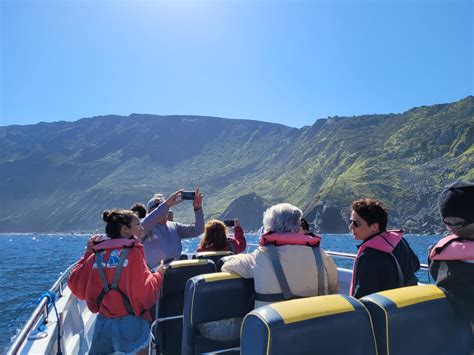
92, 237, 137, 251
430, 234, 474, 261
259, 232, 321, 247
349, 230, 404, 296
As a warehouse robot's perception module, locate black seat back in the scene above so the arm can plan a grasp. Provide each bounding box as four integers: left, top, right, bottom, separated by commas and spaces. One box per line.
361, 285, 472, 355
182, 272, 255, 355
154, 259, 216, 355
193, 251, 234, 271
241, 294, 377, 355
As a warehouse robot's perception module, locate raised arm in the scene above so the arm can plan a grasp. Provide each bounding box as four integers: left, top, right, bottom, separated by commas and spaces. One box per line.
141, 190, 183, 234
176, 187, 205, 239
228, 219, 247, 254
176, 206, 204, 239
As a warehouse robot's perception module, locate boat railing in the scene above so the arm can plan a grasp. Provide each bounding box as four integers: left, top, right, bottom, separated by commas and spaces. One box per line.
246, 243, 428, 270
6, 262, 78, 355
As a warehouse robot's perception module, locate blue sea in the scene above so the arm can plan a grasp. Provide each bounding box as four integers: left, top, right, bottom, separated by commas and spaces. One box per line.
0, 233, 442, 352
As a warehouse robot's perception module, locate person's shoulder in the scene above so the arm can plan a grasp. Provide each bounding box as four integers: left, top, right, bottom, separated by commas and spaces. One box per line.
360, 248, 393, 262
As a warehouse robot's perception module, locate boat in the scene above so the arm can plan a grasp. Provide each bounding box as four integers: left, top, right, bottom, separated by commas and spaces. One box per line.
6, 249, 472, 355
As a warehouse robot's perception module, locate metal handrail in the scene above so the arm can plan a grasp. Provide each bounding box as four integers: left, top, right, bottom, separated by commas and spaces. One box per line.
6, 262, 78, 355
247, 243, 428, 270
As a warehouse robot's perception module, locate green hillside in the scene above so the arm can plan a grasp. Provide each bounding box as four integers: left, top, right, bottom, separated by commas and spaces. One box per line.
0, 97, 472, 233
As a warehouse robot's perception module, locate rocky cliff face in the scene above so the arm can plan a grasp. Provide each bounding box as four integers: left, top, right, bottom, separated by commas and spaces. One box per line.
0, 97, 472, 233
219, 193, 270, 231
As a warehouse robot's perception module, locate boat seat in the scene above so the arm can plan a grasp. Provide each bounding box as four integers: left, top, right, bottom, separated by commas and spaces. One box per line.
182, 272, 255, 355
193, 251, 235, 271
152, 259, 216, 355
361, 285, 472, 355
240, 294, 377, 355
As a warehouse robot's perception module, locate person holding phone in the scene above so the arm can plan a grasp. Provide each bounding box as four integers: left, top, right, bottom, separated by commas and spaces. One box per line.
197, 218, 247, 254
141, 188, 204, 268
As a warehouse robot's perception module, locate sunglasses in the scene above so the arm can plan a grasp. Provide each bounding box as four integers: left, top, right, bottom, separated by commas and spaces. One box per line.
349, 219, 360, 228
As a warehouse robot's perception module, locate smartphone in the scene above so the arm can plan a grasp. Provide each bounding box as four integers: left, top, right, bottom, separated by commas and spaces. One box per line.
181, 191, 196, 200
224, 219, 235, 227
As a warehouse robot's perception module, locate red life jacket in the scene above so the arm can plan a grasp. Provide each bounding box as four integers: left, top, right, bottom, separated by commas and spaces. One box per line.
349, 230, 404, 296
429, 234, 474, 261
259, 231, 321, 247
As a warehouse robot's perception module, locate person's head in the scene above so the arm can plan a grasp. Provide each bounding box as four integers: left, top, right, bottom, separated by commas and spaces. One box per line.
263, 203, 303, 233
147, 193, 167, 224
168, 210, 174, 221
301, 218, 310, 233
102, 209, 142, 239
350, 198, 388, 240
130, 203, 147, 219
200, 219, 228, 250
438, 181, 474, 239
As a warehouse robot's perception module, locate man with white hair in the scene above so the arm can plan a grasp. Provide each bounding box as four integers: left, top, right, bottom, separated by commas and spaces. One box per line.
222, 203, 338, 308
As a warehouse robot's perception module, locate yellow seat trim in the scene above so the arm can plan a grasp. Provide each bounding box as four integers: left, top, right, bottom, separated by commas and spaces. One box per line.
377, 285, 445, 308
196, 251, 233, 257
269, 295, 355, 324
169, 259, 209, 268
202, 272, 241, 282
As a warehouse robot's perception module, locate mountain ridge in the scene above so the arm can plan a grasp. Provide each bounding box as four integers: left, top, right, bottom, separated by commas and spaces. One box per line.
0, 96, 472, 234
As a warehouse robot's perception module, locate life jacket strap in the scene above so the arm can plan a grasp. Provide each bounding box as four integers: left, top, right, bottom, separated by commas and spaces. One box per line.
266, 243, 325, 301
94, 248, 135, 316
266, 244, 294, 300
390, 253, 405, 287
313, 246, 325, 296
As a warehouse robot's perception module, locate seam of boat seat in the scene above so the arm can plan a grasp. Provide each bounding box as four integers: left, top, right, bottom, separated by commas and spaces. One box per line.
190, 280, 197, 326
242, 313, 271, 355
357, 299, 379, 355
368, 300, 390, 355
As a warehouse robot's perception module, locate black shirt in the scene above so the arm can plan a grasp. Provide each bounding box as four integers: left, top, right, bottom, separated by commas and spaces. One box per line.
353, 235, 420, 299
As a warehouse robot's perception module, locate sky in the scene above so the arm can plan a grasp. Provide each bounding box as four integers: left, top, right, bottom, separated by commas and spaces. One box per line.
0, 0, 472, 128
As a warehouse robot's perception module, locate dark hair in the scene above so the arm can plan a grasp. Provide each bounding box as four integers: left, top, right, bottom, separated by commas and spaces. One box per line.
301, 218, 310, 232
351, 198, 388, 231
199, 220, 228, 250
130, 203, 147, 219
102, 209, 136, 239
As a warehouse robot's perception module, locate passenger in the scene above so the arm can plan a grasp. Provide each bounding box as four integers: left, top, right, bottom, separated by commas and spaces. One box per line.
141, 188, 204, 268
301, 217, 311, 234
68, 209, 167, 355
167, 209, 174, 221
197, 218, 247, 254
131, 202, 147, 219
349, 198, 420, 298
222, 203, 338, 308
428, 181, 474, 342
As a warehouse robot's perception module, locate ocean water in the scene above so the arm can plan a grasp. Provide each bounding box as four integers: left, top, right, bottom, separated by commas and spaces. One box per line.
0, 233, 442, 352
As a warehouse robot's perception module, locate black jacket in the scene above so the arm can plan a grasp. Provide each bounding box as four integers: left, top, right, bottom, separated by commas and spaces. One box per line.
353, 236, 420, 299
429, 254, 474, 323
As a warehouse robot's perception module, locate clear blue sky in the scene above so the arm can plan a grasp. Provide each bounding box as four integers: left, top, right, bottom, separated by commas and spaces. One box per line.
0, 0, 472, 128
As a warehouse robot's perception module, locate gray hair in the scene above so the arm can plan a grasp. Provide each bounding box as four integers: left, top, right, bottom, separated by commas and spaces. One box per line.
263, 203, 303, 233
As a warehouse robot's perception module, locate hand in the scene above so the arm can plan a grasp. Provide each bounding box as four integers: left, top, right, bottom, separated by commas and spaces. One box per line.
165, 189, 184, 207
193, 187, 203, 209
234, 218, 240, 228
156, 261, 169, 275
86, 234, 104, 253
